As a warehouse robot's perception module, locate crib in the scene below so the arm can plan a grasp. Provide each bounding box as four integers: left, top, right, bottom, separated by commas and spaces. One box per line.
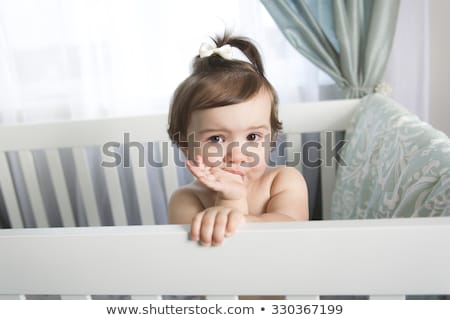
0, 96, 449, 300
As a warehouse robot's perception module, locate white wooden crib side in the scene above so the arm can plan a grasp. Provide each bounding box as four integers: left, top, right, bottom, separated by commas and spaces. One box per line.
1, 217, 449, 299
278, 99, 359, 132
0, 99, 359, 152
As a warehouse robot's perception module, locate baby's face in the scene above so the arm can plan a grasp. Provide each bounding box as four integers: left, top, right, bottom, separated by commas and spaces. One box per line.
185, 90, 272, 182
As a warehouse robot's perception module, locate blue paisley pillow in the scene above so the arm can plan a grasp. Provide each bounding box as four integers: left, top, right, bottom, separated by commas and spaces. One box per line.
331, 94, 450, 219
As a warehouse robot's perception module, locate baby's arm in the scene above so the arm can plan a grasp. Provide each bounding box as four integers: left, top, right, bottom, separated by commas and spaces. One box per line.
168, 187, 204, 224
246, 167, 309, 222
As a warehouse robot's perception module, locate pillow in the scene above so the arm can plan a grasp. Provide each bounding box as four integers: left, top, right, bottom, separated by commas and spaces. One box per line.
331, 94, 450, 219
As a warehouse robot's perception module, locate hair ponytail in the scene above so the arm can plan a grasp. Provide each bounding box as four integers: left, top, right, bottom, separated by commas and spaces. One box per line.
217, 34, 265, 75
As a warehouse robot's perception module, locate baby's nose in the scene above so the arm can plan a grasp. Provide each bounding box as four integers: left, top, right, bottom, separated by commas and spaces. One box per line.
225, 142, 247, 164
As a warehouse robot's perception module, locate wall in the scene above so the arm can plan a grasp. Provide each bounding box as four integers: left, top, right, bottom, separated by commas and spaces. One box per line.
429, 1, 450, 136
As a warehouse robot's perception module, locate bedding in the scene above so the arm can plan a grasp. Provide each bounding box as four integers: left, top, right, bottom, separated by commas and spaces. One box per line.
331, 94, 450, 219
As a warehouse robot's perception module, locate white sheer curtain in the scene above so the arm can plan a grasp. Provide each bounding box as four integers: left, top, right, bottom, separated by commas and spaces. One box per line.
0, 0, 330, 125
0, 0, 429, 124
384, 0, 429, 121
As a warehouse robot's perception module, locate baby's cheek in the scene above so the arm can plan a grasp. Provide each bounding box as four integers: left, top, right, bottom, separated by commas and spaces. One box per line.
201, 143, 224, 167
243, 146, 267, 169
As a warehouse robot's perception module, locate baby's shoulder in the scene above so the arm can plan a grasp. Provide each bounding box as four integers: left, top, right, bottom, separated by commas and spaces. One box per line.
168, 182, 207, 224
266, 166, 304, 180
266, 166, 306, 192
169, 180, 212, 207
171, 180, 207, 199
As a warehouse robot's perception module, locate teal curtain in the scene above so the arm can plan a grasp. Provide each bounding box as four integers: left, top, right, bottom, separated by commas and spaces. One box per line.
261, 0, 400, 98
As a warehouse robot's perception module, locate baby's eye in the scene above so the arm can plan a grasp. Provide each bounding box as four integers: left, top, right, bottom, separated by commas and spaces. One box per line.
246, 133, 260, 141
208, 135, 224, 143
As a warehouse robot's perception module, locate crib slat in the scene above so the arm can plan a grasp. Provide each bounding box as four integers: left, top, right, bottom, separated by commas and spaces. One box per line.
45, 149, 76, 227
18, 150, 49, 227
206, 295, 238, 300
102, 149, 128, 226
369, 295, 405, 300
130, 147, 155, 225
285, 132, 302, 173
61, 295, 92, 300
131, 295, 162, 300
161, 143, 178, 203
0, 152, 23, 228
286, 295, 320, 300
0, 295, 26, 300
72, 147, 101, 226
320, 131, 336, 220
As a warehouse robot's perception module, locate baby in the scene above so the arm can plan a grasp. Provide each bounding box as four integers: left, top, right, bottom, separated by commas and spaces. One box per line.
167, 34, 308, 246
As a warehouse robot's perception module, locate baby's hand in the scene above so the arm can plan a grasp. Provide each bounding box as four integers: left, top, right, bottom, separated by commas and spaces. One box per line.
190, 206, 245, 246
186, 155, 246, 200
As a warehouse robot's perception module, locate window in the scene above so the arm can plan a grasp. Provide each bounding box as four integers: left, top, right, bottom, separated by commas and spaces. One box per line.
0, 0, 331, 123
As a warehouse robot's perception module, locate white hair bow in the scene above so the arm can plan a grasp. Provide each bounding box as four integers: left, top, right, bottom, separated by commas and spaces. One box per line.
199, 42, 233, 60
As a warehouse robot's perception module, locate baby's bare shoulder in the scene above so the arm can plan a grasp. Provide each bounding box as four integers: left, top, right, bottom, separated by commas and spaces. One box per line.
268, 166, 306, 193
168, 182, 207, 224
266, 166, 304, 180
170, 181, 206, 201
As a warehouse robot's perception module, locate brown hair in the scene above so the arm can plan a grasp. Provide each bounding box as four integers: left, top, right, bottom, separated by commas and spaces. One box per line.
167, 33, 282, 147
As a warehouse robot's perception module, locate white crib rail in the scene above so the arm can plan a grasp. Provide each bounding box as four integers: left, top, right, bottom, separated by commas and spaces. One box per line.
0, 114, 170, 151
1, 217, 449, 298
279, 99, 358, 132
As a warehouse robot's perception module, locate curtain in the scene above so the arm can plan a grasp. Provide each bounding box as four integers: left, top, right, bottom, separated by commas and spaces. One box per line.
261, 0, 404, 218
261, 0, 401, 99
0, 0, 333, 126
383, 0, 429, 121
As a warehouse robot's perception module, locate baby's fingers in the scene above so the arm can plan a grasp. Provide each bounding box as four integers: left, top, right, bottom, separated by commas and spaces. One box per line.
211, 210, 230, 246
186, 156, 216, 181
191, 209, 217, 246
190, 208, 231, 246
190, 211, 205, 242
198, 210, 216, 246
197, 174, 223, 191
187, 162, 224, 192
225, 210, 245, 237
186, 158, 205, 178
